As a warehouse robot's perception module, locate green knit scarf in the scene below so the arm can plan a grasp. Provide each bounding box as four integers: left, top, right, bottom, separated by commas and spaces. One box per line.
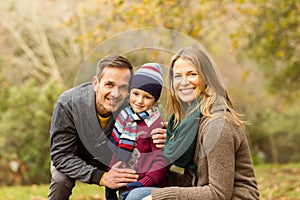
164, 103, 202, 169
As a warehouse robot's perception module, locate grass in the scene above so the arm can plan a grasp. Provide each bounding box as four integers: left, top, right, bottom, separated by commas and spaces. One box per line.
0, 163, 299, 200
0, 183, 105, 200
254, 163, 300, 200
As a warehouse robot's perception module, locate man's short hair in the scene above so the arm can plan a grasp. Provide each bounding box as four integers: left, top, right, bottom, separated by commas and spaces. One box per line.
96, 55, 134, 79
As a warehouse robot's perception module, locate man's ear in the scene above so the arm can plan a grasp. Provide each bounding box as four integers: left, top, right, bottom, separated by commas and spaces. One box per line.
92, 76, 99, 91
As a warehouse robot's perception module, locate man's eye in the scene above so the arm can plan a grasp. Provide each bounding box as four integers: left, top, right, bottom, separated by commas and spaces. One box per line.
120, 85, 128, 91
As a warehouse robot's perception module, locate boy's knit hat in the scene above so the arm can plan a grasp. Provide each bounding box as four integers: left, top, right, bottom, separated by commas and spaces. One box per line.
129, 63, 163, 101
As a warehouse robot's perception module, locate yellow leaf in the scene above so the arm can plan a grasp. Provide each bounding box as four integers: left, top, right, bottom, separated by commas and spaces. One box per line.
276, 50, 284, 58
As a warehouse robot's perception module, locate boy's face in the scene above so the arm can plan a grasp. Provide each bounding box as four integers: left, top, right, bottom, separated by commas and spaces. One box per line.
129, 88, 156, 113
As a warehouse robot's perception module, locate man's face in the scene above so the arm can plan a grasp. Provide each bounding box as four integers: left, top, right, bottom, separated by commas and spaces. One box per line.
93, 66, 131, 117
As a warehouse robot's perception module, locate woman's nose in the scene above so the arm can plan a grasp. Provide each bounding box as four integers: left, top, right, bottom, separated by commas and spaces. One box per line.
181, 76, 190, 85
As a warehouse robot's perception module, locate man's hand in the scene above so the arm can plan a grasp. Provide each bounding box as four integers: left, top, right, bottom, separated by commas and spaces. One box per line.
151, 122, 167, 148
101, 161, 138, 189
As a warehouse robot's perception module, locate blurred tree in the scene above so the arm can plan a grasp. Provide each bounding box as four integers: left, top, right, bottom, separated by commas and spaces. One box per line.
65, 0, 234, 54
0, 78, 65, 184
247, 101, 300, 163
0, 0, 82, 87
229, 0, 300, 163
232, 0, 300, 101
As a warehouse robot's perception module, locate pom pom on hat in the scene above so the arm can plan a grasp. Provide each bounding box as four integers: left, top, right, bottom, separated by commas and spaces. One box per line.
129, 63, 163, 101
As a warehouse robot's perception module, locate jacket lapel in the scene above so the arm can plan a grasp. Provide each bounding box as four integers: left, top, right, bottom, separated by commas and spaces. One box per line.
73, 83, 113, 163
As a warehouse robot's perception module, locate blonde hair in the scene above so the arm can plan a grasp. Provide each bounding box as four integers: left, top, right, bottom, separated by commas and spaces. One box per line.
166, 45, 245, 129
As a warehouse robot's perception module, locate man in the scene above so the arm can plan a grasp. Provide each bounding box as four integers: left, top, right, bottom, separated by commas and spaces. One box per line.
48, 55, 166, 199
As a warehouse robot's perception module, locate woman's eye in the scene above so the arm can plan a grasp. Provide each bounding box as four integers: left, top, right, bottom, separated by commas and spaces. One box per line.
188, 73, 198, 77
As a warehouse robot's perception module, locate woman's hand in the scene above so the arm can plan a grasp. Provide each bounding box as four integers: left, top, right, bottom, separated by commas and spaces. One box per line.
151, 122, 167, 148
142, 195, 153, 200
101, 161, 138, 189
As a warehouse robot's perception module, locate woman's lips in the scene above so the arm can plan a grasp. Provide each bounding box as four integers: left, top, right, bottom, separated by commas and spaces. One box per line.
180, 88, 194, 95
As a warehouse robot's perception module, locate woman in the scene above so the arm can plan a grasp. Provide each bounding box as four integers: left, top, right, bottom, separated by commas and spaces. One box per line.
128, 45, 260, 200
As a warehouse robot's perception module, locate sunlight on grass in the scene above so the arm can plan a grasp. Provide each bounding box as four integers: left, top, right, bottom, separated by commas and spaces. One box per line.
0, 182, 104, 200
0, 163, 299, 200
0, 184, 48, 200
254, 163, 300, 200
70, 182, 104, 200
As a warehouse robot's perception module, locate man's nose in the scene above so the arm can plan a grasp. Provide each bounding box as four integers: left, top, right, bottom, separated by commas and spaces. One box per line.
111, 87, 120, 97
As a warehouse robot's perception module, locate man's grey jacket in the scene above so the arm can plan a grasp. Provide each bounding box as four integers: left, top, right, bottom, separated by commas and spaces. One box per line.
50, 83, 121, 184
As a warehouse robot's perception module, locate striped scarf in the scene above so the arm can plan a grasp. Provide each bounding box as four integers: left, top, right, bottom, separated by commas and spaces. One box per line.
109, 106, 155, 162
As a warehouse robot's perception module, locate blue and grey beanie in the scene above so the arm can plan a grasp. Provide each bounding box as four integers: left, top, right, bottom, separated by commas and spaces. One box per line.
129, 63, 163, 101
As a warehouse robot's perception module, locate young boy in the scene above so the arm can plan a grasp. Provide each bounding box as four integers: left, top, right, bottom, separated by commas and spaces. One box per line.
106, 63, 170, 200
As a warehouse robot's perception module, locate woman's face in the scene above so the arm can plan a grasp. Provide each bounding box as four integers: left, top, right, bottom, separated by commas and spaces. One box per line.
172, 58, 203, 104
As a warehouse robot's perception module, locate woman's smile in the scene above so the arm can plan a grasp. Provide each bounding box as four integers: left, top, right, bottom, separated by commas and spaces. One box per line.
173, 58, 202, 104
